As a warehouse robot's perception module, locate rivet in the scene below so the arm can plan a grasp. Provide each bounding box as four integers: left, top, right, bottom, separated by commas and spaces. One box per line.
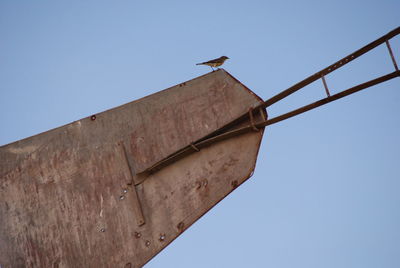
159, 233, 166, 242
145, 240, 151, 247
196, 181, 202, 189
123, 189, 128, 194
100, 228, 106, 232
231, 180, 238, 188
203, 179, 208, 187
177, 222, 184, 231
119, 195, 125, 200
134, 232, 141, 238
90, 115, 96, 121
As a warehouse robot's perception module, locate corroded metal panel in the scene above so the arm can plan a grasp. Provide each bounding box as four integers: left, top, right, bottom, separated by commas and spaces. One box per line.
0, 69, 264, 267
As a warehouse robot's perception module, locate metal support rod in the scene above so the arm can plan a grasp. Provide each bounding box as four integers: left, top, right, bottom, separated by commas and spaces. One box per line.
321, 76, 331, 97
386, 40, 399, 71
144, 70, 400, 174
119, 142, 146, 226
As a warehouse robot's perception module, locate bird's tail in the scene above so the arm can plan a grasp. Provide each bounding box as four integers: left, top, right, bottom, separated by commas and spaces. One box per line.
196, 63, 203, 65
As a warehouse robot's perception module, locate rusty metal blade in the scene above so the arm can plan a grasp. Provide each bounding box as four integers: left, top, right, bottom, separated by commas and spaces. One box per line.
0, 70, 265, 268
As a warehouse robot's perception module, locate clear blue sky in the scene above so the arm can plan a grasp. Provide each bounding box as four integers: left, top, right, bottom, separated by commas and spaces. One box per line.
1, 1, 399, 267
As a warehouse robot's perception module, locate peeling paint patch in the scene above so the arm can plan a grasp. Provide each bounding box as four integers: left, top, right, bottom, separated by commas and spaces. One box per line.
7, 145, 39, 154
100, 194, 104, 217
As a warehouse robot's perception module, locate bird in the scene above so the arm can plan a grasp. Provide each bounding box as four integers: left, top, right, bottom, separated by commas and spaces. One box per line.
196, 56, 229, 71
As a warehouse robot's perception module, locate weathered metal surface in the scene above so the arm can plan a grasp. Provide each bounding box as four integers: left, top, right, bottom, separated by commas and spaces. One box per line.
0, 69, 265, 267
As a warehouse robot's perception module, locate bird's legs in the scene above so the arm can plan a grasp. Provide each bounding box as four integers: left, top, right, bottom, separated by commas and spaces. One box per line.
210, 66, 215, 72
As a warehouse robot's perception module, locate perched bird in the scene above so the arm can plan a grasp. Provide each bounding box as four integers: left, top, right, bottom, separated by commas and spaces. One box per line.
196, 56, 229, 71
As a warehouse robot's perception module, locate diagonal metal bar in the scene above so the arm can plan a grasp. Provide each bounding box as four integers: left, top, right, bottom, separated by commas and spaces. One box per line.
321, 76, 331, 97
386, 40, 399, 71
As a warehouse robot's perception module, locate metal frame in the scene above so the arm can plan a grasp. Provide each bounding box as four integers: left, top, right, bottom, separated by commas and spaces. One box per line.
144, 27, 400, 174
